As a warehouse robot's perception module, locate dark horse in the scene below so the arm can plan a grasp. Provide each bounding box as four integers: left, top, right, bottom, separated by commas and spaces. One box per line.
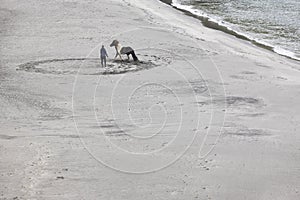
110, 40, 138, 61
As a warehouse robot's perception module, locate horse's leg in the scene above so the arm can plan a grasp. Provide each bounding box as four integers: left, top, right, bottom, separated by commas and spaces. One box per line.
114, 47, 118, 59
118, 53, 123, 60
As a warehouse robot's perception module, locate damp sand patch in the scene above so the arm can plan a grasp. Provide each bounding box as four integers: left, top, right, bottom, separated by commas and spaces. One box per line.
197, 96, 264, 108
223, 124, 270, 137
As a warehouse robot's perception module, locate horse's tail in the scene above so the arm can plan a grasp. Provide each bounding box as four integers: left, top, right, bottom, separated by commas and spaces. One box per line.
131, 50, 138, 61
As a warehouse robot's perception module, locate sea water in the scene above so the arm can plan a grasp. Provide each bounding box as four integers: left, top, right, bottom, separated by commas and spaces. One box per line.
170, 0, 300, 60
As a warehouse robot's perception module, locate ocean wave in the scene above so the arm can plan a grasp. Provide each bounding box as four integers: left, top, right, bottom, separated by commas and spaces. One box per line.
161, 0, 300, 61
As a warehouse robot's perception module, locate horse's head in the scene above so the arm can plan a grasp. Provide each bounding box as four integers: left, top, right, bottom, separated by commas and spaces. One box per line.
110, 40, 119, 47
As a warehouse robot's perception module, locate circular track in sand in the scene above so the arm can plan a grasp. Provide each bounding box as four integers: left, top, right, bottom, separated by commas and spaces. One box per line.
16, 51, 173, 76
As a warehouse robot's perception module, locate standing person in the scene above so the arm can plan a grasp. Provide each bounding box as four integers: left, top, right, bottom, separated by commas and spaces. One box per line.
100, 45, 108, 67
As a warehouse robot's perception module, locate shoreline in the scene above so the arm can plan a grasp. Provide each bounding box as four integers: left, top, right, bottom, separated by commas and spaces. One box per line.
159, 0, 299, 61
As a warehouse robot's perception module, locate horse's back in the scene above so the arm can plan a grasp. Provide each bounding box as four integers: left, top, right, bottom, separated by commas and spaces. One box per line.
120, 46, 133, 54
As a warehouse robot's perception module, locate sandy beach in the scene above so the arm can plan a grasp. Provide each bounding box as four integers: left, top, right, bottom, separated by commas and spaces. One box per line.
1, 0, 300, 199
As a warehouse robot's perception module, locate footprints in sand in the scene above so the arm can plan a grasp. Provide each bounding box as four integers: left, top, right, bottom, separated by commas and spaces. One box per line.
21, 142, 51, 198
16, 53, 172, 76
195, 156, 217, 171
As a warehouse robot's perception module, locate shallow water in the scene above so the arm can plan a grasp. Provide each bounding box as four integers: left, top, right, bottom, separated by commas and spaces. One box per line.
172, 0, 300, 60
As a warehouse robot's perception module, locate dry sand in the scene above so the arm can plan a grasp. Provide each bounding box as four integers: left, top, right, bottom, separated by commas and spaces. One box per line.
1, 0, 300, 199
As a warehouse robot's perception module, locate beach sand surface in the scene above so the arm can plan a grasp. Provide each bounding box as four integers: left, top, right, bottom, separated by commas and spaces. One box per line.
0, 0, 299, 199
